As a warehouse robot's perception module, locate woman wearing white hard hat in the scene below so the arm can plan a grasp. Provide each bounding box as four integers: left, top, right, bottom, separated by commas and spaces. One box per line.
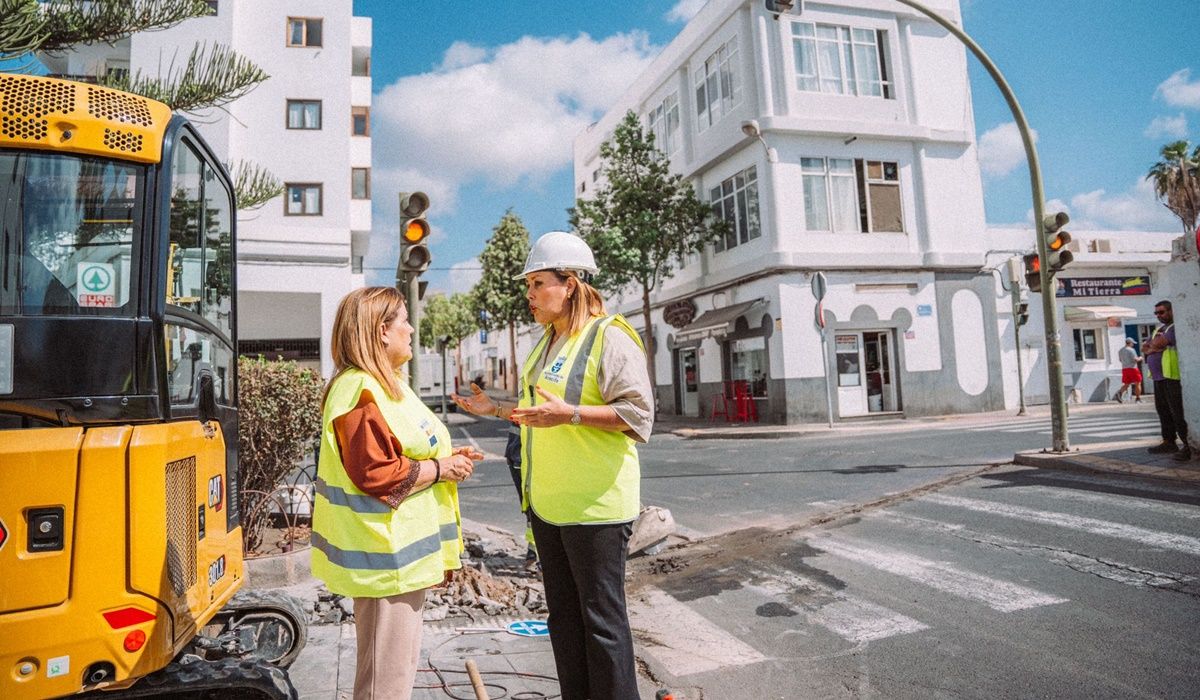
454, 231, 653, 699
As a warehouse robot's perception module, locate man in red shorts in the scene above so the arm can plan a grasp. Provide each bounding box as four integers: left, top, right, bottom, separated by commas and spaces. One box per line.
1114, 337, 1143, 403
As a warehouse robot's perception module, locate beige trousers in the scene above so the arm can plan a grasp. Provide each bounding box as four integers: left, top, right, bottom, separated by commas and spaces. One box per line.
352, 588, 427, 700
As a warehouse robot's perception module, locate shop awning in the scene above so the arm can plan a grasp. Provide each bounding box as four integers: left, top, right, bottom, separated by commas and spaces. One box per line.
673, 299, 765, 344
1063, 305, 1138, 322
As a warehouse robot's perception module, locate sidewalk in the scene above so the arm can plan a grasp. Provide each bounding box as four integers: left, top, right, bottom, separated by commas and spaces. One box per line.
1014, 437, 1200, 483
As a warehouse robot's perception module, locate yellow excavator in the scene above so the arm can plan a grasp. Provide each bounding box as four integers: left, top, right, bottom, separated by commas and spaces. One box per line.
0, 73, 305, 699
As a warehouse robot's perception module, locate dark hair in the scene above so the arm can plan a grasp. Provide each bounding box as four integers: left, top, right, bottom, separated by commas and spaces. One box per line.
1155, 300, 1172, 310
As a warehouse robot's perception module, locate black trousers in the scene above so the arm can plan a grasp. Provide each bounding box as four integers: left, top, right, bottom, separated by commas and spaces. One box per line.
1153, 378, 1188, 443
530, 512, 637, 700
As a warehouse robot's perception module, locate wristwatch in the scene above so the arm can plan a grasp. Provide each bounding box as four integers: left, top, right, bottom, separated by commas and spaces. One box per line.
570, 405, 582, 425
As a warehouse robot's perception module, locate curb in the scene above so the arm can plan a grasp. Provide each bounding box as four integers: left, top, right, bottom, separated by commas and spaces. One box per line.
1013, 440, 1200, 484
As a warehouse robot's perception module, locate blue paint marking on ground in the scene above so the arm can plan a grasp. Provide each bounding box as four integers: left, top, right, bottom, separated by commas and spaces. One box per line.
507, 620, 550, 637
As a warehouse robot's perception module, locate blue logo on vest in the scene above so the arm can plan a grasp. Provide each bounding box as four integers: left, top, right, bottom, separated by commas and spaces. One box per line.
550, 356, 566, 373
507, 620, 550, 637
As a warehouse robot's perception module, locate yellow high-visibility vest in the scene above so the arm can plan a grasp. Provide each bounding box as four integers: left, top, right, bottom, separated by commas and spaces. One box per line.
519, 315, 643, 525
311, 369, 461, 598
1153, 324, 1180, 380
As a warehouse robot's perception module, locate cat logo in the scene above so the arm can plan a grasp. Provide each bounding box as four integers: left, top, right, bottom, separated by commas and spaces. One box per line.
208, 474, 224, 512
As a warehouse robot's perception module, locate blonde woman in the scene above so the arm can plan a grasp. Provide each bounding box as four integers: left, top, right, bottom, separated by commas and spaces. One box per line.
312, 286, 482, 699
454, 232, 653, 699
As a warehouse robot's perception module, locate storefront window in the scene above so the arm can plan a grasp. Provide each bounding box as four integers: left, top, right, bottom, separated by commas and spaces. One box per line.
730, 336, 768, 397
1072, 328, 1104, 361
835, 334, 861, 386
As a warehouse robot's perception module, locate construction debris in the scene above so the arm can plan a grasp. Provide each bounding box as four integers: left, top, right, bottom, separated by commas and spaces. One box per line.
307, 527, 546, 626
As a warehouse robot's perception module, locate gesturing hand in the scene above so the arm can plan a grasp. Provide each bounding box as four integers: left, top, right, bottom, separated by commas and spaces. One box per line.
452, 446, 485, 461
451, 382, 497, 417
509, 387, 573, 428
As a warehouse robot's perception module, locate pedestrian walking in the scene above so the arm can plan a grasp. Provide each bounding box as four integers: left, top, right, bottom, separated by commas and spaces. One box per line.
1113, 338, 1143, 403
1142, 300, 1191, 462
312, 286, 483, 700
454, 231, 653, 700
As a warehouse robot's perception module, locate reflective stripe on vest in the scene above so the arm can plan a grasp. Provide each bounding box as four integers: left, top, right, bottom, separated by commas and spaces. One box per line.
1153, 325, 1180, 380
519, 315, 643, 525
311, 370, 462, 598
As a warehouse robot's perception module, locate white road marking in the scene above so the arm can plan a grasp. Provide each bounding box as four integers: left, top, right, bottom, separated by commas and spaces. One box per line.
926, 494, 1200, 557
1033, 427, 1160, 437
628, 587, 768, 676
752, 570, 927, 643
814, 538, 1068, 612
456, 427, 504, 461
1022, 485, 1200, 521
875, 510, 1194, 589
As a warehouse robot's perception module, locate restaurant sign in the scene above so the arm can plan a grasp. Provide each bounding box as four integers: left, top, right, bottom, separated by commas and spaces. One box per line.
1055, 276, 1151, 298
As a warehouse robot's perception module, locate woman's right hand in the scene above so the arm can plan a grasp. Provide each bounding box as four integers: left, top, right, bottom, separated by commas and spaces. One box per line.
451, 382, 497, 417
438, 453, 476, 483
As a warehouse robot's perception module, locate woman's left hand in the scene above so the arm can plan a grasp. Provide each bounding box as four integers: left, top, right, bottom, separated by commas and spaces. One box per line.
452, 446, 485, 461
509, 387, 573, 428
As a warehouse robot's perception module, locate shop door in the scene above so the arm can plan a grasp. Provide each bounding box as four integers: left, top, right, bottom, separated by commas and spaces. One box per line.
835, 333, 867, 417
863, 331, 899, 412
679, 348, 700, 417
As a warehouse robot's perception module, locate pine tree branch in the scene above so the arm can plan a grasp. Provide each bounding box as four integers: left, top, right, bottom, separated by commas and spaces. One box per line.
230, 160, 284, 211
98, 42, 268, 113
37, 0, 212, 52
0, 0, 49, 58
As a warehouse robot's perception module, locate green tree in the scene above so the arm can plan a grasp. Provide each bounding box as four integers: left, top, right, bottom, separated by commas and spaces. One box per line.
419, 292, 478, 350
1147, 140, 1200, 234
1, 0, 280, 209
236, 355, 323, 553
472, 211, 533, 394
569, 110, 727, 388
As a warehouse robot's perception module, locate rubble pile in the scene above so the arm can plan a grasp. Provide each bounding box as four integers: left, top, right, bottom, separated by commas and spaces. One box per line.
306, 528, 546, 626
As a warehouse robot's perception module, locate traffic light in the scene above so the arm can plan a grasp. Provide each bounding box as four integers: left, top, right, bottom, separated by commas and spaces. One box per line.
1016, 301, 1029, 327
1023, 253, 1041, 293
398, 191, 431, 275
1042, 211, 1073, 274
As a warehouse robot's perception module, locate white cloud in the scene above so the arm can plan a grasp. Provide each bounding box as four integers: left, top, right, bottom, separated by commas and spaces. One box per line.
1023, 178, 1180, 232
665, 0, 708, 23
1155, 69, 1200, 110
1143, 114, 1189, 139
977, 121, 1038, 178
446, 258, 483, 295
367, 32, 659, 273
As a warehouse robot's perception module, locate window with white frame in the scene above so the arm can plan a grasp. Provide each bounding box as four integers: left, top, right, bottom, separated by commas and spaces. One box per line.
802, 157, 903, 233
710, 166, 760, 252
695, 36, 741, 132
1072, 328, 1104, 361
286, 100, 321, 129
351, 168, 370, 200
792, 22, 891, 98
646, 92, 681, 156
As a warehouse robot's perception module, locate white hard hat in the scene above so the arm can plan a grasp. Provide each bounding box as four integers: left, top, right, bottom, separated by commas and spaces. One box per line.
514, 231, 599, 279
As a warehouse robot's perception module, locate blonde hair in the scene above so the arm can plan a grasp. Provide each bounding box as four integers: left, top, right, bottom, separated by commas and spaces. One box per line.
324, 286, 406, 407
552, 270, 607, 338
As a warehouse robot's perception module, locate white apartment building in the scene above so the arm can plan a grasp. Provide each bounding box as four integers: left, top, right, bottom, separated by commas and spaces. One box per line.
575, 0, 995, 423
40, 0, 372, 376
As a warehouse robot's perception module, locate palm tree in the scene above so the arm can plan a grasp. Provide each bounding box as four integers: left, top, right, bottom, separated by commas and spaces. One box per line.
1146, 140, 1200, 234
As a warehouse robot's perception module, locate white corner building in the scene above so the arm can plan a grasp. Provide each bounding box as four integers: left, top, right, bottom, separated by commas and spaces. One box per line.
40, 0, 373, 377
577, 0, 997, 423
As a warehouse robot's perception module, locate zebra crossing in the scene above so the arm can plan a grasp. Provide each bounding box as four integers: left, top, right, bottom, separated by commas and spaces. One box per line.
961, 412, 1162, 442
628, 474, 1200, 680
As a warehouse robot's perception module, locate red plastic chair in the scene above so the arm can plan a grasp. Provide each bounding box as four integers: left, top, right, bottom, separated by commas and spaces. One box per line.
709, 388, 730, 422
730, 380, 759, 423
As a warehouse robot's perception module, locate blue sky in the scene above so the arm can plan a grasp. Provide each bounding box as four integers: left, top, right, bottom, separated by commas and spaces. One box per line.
353, 0, 1199, 294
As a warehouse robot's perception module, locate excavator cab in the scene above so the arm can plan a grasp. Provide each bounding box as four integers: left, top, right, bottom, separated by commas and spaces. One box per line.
0, 74, 304, 699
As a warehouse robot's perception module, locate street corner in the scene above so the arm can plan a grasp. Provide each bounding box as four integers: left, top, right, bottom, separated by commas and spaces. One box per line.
1014, 438, 1200, 483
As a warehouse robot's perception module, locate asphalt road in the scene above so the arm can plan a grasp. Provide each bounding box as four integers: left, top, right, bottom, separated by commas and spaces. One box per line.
450, 403, 1200, 698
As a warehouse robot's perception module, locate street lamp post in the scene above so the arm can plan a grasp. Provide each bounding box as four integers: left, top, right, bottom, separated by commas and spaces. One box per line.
892, 0, 1069, 452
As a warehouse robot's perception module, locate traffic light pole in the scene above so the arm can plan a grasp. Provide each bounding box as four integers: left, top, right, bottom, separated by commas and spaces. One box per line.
1011, 283, 1027, 416
406, 272, 421, 393
893, 0, 1069, 452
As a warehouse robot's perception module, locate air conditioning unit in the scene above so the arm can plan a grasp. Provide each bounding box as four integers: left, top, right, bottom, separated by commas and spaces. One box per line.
1088, 239, 1112, 253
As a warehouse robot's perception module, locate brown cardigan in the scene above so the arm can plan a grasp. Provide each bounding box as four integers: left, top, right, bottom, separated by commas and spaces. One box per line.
331, 389, 421, 508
